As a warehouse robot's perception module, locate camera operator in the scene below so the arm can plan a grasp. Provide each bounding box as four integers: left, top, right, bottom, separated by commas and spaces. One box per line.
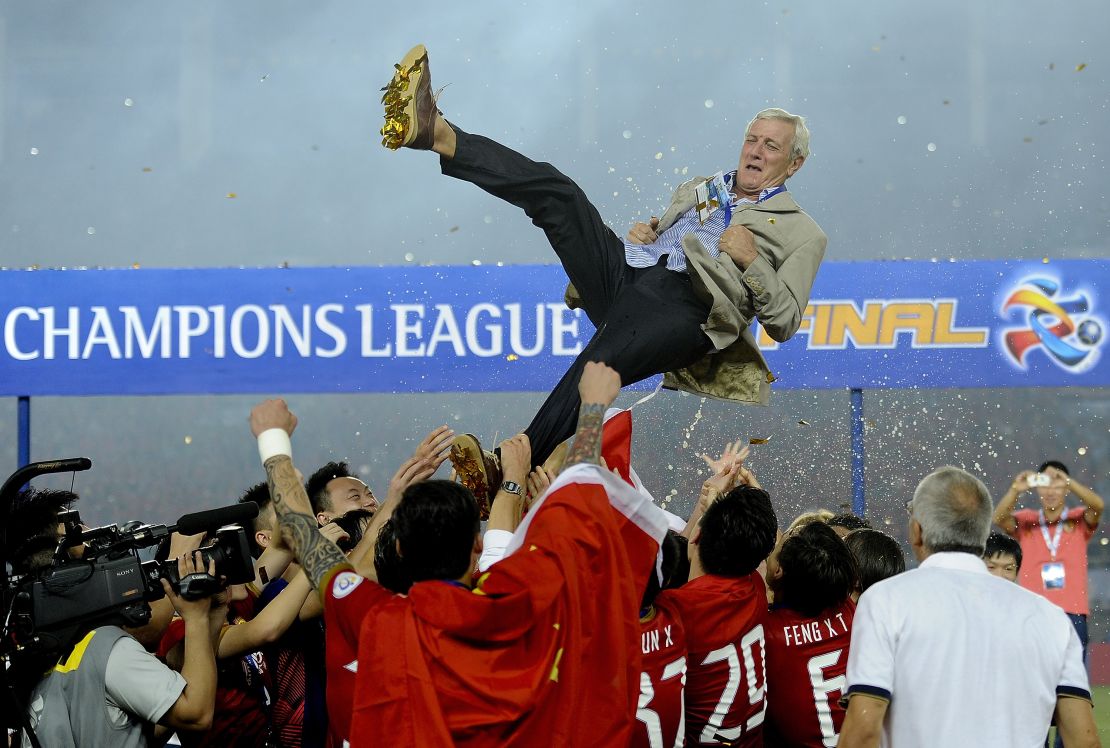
9, 488, 220, 747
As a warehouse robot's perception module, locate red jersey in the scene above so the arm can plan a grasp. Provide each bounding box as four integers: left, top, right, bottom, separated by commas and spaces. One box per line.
349, 466, 668, 747
321, 564, 392, 745
1012, 507, 1094, 615
631, 596, 688, 748
658, 572, 768, 747
763, 599, 855, 748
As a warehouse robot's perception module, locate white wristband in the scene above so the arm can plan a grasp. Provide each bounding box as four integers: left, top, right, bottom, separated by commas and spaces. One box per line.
257, 428, 292, 465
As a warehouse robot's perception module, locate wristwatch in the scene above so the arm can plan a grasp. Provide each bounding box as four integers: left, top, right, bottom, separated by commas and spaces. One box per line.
500, 481, 524, 496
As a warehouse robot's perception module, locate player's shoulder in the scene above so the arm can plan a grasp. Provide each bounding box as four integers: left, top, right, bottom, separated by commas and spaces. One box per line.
648, 595, 687, 629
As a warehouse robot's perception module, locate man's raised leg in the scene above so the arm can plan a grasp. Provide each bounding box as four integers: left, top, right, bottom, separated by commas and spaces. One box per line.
380, 45, 628, 326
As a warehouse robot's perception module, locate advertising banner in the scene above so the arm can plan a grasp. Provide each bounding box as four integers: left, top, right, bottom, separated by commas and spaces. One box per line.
1, 260, 1106, 396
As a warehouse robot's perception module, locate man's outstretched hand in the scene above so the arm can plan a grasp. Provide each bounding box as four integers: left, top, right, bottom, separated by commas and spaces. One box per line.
250, 398, 298, 438
579, 361, 622, 408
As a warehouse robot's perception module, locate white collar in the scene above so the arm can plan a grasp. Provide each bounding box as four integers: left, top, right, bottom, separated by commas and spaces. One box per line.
919, 551, 989, 574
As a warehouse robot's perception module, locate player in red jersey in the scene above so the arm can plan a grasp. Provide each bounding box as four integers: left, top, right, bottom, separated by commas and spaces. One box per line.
763, 521, 858, 748
659, 483, 778, 747
632, 531, 689, 748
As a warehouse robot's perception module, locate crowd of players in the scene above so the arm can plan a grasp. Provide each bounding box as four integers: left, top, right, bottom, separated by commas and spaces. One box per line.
8, 362, 1100, 747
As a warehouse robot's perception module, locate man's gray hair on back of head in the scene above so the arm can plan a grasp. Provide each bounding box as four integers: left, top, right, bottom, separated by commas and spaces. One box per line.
911, 466, 993, 554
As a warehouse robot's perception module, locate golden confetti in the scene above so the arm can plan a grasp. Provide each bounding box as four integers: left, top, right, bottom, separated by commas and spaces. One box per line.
1042, 257, 1050, 263
749, 437, 771, 445
798, 419, 810, 426
131, 263, 141, 269
184, 435, 193, 445
1078, 446, 1088, 456
1076, 63, 1087, 72
768, 217, 776, 224
226, 192, 237, 199
142, 167, 153, 173
506, 354, 519, 361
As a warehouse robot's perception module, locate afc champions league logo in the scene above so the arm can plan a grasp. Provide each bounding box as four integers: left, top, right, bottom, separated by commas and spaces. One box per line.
332, 571, 363, 599
1000, 276, 1105, 373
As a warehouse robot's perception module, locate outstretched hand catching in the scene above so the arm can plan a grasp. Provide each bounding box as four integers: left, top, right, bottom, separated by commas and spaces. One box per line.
578, 361, 622, 408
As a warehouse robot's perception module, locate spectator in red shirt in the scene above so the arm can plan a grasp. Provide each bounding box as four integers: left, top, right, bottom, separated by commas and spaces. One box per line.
992, 460, 1104, 663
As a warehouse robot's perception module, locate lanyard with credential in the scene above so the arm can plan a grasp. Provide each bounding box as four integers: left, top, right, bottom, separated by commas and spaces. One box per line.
1038, 509, 1066, 560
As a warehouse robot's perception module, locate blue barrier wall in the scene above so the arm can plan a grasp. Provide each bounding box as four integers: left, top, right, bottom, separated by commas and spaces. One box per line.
2, 259, 1106, 396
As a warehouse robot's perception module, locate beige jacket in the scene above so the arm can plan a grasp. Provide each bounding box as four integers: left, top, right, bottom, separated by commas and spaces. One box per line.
566, 176, 827, 404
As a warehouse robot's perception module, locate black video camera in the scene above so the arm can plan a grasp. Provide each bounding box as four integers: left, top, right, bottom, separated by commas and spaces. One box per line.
0, 458, 259, 666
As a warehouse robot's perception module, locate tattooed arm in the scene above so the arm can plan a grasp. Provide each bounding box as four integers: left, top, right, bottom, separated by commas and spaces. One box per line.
250, 399, 349, 595
563, 362, 623, 469
264, 455, 350, 592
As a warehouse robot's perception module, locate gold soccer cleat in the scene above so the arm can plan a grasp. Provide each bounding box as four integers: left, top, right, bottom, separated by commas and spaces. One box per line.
380, 44, 436, 150
449, 433, 502, 520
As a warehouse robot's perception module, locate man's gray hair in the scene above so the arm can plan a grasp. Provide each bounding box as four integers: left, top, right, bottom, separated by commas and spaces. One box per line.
911, 466, 993, 554
746, 108, 811, 161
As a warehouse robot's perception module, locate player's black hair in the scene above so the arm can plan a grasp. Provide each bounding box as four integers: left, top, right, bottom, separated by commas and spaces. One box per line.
844, 528, 906, 593
305, 461, 352, 515
7, 488, 77, 575
239, 481, 272, 558
827, 513, 872, 533
698, 486, 778, 578
374, 518, 413, 594
1037, 460, 1069, 476
391, 479, 480, 583
333, 508, 374, 553
984, 531, 1023, 571
774, 521, 858, 617
641, 531, 685, 609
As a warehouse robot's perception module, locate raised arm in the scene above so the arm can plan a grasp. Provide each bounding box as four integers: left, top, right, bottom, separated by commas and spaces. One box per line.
477, 434, 531, 572
129, 531, 204, 648
563, 361, 622, 468
348, 425, 454, 579
250, 399, 349, 598
1049, 466, 1105, 530
217, 571, 313, 657
683, 441, 750, 541
159, 552, 218, 733
993, 471, 1032, 534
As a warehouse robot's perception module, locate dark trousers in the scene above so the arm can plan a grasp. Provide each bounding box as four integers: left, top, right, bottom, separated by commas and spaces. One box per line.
442, 127, 714, 465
